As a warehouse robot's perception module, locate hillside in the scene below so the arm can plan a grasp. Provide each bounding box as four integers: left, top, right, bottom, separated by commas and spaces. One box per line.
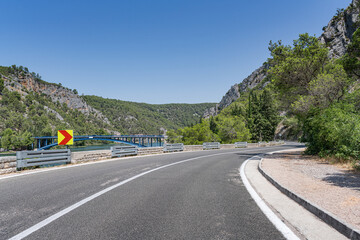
0, 65, 215, 150
82, 95, 215, 134
206, 0, 360, 116
170, 0, 360, 169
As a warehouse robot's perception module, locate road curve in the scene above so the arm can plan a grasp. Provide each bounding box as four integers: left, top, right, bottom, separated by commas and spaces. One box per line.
0, 144, 302, 239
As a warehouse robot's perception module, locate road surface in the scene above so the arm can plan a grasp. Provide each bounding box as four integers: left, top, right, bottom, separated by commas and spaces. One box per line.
0, 144, 302, 239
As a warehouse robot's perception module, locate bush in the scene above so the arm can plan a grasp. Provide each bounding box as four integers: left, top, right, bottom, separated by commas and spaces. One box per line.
303, 103, 360, 161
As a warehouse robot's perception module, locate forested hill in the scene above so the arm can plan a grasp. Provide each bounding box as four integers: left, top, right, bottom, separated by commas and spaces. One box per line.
82, 95, 215, 134
168, 0, 360, 170
0, 65, 215, 150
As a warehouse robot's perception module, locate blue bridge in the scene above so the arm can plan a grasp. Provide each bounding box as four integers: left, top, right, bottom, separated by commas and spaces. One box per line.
33, 135, 165, 150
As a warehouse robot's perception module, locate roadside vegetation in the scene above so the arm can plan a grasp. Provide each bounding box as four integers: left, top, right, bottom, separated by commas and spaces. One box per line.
1, 6, 359, 171
0, 66, 111, 150
0, 65, 215, 151
167, 88, 279, 144
82, 95, 215, 135
169, 31, 360, 170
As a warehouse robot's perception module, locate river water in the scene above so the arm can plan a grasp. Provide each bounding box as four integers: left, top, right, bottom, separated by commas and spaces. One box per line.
0, 143, 125, 157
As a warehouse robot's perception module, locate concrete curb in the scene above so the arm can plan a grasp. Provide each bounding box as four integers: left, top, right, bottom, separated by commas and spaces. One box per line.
258, 156, 360, 240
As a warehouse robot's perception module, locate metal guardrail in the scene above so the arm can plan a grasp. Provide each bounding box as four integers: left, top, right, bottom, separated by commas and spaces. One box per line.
235, 142, 247, 148
16, 149, 71, 169
111, 145, 138, 157
258, 141, 267, 147
203, 142, 220, 150
163, 143, 184, 152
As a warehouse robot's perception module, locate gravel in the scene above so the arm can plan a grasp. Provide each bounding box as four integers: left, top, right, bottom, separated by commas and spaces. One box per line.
262, 149, 360, 230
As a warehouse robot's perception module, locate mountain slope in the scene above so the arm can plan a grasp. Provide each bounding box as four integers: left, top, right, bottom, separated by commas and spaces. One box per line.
83, 95, 215, 134
0, 65, 215, 148
208, 0, 360, 116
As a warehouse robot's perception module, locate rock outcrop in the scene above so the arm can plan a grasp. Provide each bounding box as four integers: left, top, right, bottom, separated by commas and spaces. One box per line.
319, 0, 360, 58
238, 64, 269, 93
2, 73, 110, 125
206, 0, 359, 117
218, 84, 240, 111
203, 65, 268, 118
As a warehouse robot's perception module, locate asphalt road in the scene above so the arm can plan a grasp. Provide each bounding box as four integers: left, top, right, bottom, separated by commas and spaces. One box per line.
0, 144, 303, 240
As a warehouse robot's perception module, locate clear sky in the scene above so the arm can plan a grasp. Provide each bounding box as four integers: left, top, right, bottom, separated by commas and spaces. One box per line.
0, 0, 351, 104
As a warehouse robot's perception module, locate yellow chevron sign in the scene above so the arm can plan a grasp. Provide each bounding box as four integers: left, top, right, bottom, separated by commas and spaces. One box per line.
58, 130, 73, 145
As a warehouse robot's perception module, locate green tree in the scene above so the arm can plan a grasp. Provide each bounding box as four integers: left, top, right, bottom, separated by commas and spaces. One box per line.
209, 116, 218, 134
259, 89, 279, 141
269, 33, 329, 106
0, 78, 4, 94
341, 28, 360, 78
217, 115, 251, 143
1, 128, 14, 150
293, 63, 351, 114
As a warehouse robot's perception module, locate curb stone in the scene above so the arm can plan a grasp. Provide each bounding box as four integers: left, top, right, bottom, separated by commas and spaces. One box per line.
258, 156, 360, 240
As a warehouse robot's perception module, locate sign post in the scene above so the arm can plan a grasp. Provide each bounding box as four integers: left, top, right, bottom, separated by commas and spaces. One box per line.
58, 130, 74, 146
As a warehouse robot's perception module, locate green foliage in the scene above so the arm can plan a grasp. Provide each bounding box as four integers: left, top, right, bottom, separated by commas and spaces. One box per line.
216, 115, 250, 143
267, 31, 360, 167
341, 28, 360, 79
269, 33, 329, 106
282, 116, 302, 140
0, 80, 113, 150
302, 102, 360, 161
247, 89, 280, 141
176, 121, 219, 145
82, 95, 215, 134
292, 63, 351, 114
1, 128, 32, 150
0, 77, 4, 94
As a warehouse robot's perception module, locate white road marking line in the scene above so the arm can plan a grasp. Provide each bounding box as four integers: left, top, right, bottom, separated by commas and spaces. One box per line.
239, 158, 300, 240
8, 148, 280, 240
0, 146, 281, 181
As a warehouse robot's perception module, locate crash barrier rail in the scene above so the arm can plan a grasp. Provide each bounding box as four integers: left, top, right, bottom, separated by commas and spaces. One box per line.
203, 142, 220, 150
16, 149, 71, 170
258, 141, 268, 147
163, 143, 184, 152
111, 145, 138, 158
235, 142, 248, 148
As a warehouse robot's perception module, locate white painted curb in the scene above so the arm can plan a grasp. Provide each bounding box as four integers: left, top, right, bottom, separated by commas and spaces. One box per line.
240, 157, 300, 240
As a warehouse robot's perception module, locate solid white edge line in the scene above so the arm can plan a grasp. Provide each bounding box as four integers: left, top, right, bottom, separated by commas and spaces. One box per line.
239, 158, 300, 240
8, 148, 271, 240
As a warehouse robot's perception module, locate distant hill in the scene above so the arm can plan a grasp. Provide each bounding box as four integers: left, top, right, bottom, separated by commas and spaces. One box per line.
0, 65, 215, 145
82, 95, 215, 134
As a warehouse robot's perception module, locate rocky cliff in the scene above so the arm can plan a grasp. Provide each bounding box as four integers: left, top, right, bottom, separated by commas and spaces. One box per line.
2, 72, 110, 124
205, 0, 360, 117
204, 65, 268, 118
319, 0, 360, 58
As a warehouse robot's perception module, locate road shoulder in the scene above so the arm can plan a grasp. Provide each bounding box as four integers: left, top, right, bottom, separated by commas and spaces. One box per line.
244, 156, 347, 240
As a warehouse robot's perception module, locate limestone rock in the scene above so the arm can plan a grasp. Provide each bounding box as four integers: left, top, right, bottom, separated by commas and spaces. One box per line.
319, 0, 359, 58
206, 0, 359, 117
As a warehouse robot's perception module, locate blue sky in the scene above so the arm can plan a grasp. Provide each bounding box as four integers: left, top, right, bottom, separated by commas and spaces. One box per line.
0, 0, 351, 104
